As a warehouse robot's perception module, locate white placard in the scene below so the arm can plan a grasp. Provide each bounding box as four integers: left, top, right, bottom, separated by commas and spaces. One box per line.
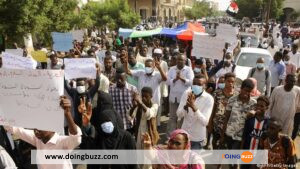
64, 58, 96, 80
192, 33, 224, 60
0, 69, 64, 133
2, 53, 37, 69
216, 24, 237, 45
71, 30, 85, 42
5, 49, 23, 56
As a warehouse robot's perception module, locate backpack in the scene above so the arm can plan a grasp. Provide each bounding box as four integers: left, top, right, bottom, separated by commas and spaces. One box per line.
250, 68, 269, 80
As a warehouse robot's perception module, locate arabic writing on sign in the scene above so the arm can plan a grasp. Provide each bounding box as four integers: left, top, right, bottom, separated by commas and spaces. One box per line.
64, 58, 97, 80
2, 53, 37, 69
0, 69, 64, 133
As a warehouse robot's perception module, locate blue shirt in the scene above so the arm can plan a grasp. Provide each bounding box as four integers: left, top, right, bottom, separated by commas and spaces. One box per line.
269, 60, 286, 87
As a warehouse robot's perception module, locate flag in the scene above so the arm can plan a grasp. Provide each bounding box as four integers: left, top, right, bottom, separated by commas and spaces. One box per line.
226, 1, 239, 17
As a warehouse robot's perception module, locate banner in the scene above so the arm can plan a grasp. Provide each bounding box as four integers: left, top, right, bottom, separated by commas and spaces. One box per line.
71, 30, 85, 42
31, 51, 47, 62
51, 32, 73, 52
192, 33, 224, 60
0, 69, 64, 133
2, 53, 37, 69
64, 58, 97, 80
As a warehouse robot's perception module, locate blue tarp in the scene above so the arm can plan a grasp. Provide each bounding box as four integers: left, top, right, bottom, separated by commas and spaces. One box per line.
118, 28, 134, 39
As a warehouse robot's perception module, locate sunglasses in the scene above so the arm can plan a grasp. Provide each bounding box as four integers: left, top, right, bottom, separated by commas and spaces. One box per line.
169, 139, 184, 146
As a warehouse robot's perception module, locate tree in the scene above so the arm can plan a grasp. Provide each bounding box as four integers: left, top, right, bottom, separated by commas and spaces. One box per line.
0, 0, 78, 46
76, 0, 141, 31
235, 0, 284, 21
184, 1, 217, 20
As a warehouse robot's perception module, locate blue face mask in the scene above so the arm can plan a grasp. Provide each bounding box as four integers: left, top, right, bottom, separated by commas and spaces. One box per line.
194, 68, 201, 74
145, 67, 153, 74
101, 122, 114, 134
218, 83, 225, 89
191, 85, 203, 95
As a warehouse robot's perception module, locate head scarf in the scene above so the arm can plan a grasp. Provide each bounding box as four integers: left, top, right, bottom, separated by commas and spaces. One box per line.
95, 109, 125, 149
155, 129, 202, 169
249, 78, 261, 97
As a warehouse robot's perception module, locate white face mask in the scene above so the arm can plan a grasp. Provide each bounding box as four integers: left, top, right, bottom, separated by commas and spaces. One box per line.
76, 86, 86, 94
145, 67, 153, 74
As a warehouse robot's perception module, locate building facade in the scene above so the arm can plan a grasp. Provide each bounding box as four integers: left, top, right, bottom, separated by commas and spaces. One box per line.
283, 0, 300, 21
127, 0, 194, 22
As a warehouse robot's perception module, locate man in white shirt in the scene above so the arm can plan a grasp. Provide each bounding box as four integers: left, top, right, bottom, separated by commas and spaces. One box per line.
47, 52, 63, 70
167, 53, 194, 135
124, 56, 167, 106
5, 96, 81, 169
0, 145, 16, 169
153, 48, 169, 127
289, 44, 300, 70
177, 75, 214, 150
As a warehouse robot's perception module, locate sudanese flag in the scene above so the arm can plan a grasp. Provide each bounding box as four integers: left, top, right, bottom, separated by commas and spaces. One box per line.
226, 1, 239, 17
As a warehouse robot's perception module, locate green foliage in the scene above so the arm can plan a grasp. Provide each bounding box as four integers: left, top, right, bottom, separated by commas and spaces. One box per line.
0, 0, 77, 46
184, 0, 217, 19
76, 0, 141, 30
235, 0, 284, 20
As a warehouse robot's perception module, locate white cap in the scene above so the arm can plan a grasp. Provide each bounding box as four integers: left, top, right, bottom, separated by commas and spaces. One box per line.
153, 48, 163, 54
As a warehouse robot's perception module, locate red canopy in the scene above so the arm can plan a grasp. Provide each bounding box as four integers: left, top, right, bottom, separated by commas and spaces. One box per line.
177, 22, 205, 40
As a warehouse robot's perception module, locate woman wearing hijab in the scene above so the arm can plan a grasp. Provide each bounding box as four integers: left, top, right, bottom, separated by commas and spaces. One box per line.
143, 129, 204, 169
249, 78, 261, 98
80, 106, 137, 169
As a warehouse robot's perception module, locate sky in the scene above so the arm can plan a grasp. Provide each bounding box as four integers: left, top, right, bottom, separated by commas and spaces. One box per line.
209, 0, 231, 11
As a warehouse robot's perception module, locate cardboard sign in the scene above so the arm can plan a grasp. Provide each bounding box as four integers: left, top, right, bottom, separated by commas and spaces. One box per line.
51, 32, 73, 52
31, 51, 47, 62
2, 53, 37, 69
0, 69, 64, 133
64, 58, 96, 80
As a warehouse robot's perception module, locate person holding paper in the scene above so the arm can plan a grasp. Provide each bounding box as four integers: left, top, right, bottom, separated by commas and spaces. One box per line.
5, 96, 82, 169
64, 63, 100, 127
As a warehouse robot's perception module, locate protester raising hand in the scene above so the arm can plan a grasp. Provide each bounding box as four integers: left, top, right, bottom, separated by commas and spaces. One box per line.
142, 132, 152, 149
78, 97, 87, 114
82, 102, 92, 127
60, 96, 78, 135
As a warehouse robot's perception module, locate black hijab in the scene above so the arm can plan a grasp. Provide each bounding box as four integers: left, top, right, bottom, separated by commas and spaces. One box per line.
95, 109, 125, 149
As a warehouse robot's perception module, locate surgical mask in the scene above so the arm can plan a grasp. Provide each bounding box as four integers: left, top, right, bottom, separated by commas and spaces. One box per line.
256, 63, 264, 69
194, 68, 201, 74
218, 83, 225, 89
76, 86, 86, 94
101, 122, 114, 134
284, 61, 289, 65
191, 85, 203, 96
145, 67, 153, 74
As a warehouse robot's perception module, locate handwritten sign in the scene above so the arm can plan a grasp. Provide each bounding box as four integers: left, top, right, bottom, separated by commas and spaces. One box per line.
0, 69, 64, 134
192, 33, 224, 60
2, 53, 37, 69
71, 30, 84, 42
64, 58, 96, 80
51, 32, 73, 52
31, 51, 47, 62
5, 49, 23, 56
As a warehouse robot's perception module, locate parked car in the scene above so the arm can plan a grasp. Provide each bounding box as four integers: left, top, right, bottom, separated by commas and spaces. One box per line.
234, 48, 272, 82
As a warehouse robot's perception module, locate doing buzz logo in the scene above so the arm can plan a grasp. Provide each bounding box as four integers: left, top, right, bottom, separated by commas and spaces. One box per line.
222, 151, 254, 163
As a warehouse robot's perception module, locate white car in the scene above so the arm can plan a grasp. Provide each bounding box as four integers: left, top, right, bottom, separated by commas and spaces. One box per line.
234, 48, 272, 81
